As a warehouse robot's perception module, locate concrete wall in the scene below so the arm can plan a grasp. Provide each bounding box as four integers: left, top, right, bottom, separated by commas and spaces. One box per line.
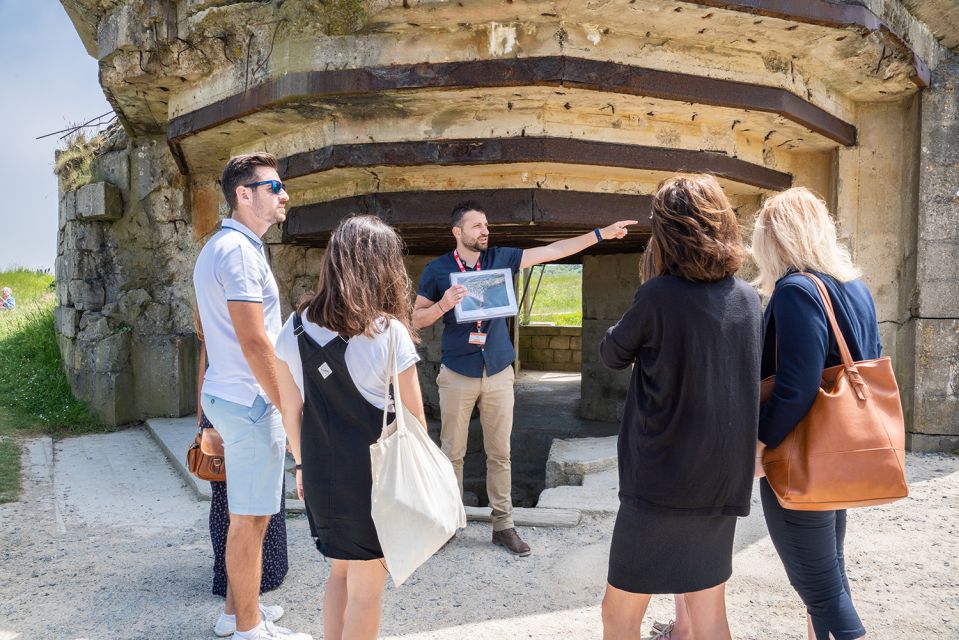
580, 253, 643, 423
519, 326, 582, 372
910, 51, 959, 451
56, 129, 198, 425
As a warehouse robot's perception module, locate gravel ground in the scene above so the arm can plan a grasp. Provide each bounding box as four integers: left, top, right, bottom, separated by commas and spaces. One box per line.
0, 429, 956, 640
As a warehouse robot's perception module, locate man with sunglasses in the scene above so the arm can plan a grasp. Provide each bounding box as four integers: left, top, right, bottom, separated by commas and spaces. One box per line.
194, 153, 311, 640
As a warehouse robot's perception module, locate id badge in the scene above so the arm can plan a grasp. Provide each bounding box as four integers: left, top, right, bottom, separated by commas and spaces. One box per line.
469, 331, 487, 346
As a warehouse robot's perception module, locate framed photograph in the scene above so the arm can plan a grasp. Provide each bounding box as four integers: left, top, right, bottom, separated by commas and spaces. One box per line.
449, 268, 518, 324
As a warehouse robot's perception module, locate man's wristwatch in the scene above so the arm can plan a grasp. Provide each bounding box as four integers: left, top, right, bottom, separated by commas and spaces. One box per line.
593, 227, 603, 242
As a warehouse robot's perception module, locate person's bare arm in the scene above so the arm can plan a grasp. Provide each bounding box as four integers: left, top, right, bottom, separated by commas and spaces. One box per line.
520, 220, 638, 269
228, 301, 283, 412
412, 287, 466, 329
276, 358, 305, 498
396, 362, 428, 431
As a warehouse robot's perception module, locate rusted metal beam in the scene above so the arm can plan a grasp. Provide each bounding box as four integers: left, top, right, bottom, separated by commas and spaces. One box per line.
690, 0, 930, 88
279, 138, 792, 192
168, 56, 857, 155
283, 189, 654, 254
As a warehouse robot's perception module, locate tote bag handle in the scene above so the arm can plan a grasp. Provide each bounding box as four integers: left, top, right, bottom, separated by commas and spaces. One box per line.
380, 321, 408, 438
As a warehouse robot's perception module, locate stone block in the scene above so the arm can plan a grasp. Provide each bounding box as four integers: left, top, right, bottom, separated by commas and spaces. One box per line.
137, 302, 173, 336
93, 331, 132, 373
76, 181, 123, 221
88, 370, 136, 427
54, 306, 80, 339
58, 335, 78, 372
130, 137, 181, 203
570, 336, 582, 350
553, 349, 572, 364
118, 288, 153, 323
531, 336, 550, 349
573, 350, 582, 363
132, 334, 198, 418
93, 148, 130, 194
910, 318, 959, 439
907, 433, 959, 453
78, 313, 112, 342
549, 336, 571, 350
69, 280, 105, 311
59, 190, 77, 228
61, 222, 104, 253
55, 274, 71, 306
518, 336, 531, 348
143, 186, 187, 223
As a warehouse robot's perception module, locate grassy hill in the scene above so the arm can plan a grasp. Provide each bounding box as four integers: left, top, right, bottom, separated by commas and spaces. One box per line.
0, 267, 103, 502
519, 264, 583, 326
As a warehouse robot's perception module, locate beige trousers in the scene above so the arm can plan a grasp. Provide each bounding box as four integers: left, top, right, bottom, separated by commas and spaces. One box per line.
437, 364, 515, 531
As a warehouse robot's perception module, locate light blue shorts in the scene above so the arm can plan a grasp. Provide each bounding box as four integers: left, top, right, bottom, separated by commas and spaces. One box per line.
201, 393, 286, 516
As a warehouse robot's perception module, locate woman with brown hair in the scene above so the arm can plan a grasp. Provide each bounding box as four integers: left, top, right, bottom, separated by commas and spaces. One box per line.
599, 175, 762, 639
274, 215, 426, 640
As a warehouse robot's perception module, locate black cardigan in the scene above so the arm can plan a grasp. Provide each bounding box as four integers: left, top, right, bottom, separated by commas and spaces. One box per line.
600, 275, 762, 517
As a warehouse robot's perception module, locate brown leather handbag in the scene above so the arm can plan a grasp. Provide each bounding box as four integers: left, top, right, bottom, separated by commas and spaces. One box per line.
186, 428, 226, 482
760, 273, 908, 511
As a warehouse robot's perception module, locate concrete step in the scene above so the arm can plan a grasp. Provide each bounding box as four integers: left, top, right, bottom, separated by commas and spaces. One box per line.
544, 435, 618, 488
465, 505, 581, 527
536, 483, 619, 515
145, 416, 303, 510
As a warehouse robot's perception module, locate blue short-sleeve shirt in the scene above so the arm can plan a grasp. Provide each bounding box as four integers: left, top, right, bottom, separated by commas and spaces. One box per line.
418, 246, 524, 378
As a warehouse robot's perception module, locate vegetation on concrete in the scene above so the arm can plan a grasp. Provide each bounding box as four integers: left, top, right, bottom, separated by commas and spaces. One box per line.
520, 265, 583, 327
53, 131, 105, 192
0, 268, 104, 503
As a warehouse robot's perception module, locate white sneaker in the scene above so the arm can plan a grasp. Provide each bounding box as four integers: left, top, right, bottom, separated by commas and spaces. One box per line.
231, 620, 313, 640
214, 604, 286, 637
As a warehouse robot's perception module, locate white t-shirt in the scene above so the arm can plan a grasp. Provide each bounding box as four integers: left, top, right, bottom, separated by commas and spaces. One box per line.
274, 313, 420, 411
193, 218, 282, 407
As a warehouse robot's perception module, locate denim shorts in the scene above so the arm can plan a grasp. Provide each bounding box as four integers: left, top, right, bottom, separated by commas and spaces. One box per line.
201, 393, 286, 516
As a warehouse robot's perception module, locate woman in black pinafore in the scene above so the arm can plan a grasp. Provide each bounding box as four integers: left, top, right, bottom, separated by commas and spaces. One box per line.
274, 215, 427, 640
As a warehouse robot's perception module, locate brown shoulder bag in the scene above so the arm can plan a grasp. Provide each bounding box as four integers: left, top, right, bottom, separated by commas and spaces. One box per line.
186, 427, 226, 482
760, 272, 908, 510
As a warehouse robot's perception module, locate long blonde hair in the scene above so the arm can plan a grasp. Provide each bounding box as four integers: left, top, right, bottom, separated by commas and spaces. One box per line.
751, 187, 860, 296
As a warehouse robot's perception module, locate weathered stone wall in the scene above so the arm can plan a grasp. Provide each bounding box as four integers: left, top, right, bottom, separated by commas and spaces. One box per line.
56, 128, 198, 425
519, 326, 582, 372
580, 254, 642, 423
910, 51, 959, 451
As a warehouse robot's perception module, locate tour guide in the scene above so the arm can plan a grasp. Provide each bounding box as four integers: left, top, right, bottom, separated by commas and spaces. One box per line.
413, 201, 636, 556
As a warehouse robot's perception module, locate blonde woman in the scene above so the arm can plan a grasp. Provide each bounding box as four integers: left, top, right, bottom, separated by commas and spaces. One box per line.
752, 187, 880, 640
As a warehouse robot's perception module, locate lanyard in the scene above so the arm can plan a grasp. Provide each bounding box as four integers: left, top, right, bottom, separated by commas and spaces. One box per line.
453, 250, 485, 334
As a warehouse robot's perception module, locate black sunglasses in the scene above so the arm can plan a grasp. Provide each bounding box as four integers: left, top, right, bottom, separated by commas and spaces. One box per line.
243, 179, 286, 194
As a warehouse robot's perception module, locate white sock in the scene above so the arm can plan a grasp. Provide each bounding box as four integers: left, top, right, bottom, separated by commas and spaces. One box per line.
234, 621, 265, 638
219, 612, 236, 621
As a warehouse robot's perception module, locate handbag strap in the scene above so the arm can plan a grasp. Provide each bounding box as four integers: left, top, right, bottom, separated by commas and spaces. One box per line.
380, 320, 408, 436
799, 272, 869, 401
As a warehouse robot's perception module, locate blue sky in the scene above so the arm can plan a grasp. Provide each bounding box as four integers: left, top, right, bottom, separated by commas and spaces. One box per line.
1, 1, 111, 271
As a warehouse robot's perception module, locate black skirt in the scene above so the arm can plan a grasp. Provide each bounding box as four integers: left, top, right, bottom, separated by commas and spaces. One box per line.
607, 501, 737, 594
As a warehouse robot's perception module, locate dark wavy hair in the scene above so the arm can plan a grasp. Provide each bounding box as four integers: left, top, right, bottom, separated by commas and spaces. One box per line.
641, 175, 746, 283
298, 215, 418, 342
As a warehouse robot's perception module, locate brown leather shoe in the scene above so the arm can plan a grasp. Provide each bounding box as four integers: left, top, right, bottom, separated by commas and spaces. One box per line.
492, 527, 531, 556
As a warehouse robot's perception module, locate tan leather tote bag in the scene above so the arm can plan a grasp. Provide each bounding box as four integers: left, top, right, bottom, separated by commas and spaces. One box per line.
760, 273, 908, 511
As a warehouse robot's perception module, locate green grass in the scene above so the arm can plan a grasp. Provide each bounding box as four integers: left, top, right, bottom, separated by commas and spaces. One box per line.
519, 265, 583, 327
0, 268, 104, 502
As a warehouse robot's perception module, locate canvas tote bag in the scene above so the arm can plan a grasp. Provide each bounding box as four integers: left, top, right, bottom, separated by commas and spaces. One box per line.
761, 272, 908, 511
370, 324, 467, 586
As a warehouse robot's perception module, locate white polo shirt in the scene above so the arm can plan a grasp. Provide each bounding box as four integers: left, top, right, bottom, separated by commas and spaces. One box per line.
193, 218, 282, 407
